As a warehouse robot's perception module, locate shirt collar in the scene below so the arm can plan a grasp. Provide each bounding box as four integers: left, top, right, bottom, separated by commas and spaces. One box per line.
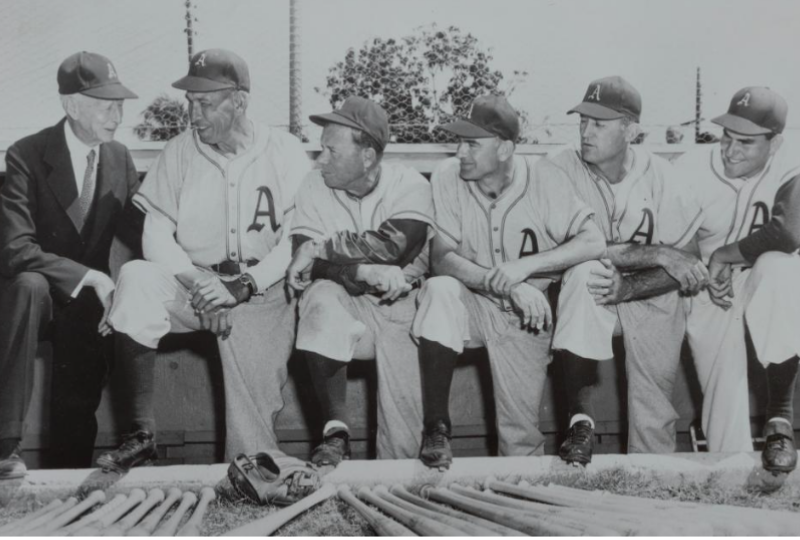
64, 120, 99, 162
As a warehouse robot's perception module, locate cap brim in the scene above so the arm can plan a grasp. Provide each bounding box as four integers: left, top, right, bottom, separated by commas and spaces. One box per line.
438, 119, 496, 138
171, 75, 236, 92
308, 111, 365, 132
81, 83, 138, 100
711, 113, 773, 136
567, 102, 624, 120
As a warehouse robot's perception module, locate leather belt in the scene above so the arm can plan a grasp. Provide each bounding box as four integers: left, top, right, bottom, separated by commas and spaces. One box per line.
210, 259, 259, 276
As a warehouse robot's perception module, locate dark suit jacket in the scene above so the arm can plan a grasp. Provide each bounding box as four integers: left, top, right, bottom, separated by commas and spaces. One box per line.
0, 118, 142, 303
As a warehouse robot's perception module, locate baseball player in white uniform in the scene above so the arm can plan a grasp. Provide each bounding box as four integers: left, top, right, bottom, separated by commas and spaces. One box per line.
549, 76, 707, 465
97, 49, 310, 471
675, 87, 800, 474
411, 96, 606, 469
285, 97, 434, 466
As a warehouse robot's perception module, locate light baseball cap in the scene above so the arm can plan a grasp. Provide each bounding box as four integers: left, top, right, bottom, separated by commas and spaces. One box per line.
568, 76, 641, 122
712, 87, 787, 136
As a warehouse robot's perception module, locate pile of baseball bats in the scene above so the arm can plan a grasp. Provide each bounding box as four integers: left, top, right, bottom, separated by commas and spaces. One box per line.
0, 486, 215, 537
337, 480, 800, 536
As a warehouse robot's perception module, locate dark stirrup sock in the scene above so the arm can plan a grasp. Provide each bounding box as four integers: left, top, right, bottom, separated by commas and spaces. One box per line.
306, 352, 350, 428
766, 356, 800, 424
418, 338, 458, 429
560, 351, 599, 421
117, 333, 158, 433
0, 438, 21, 459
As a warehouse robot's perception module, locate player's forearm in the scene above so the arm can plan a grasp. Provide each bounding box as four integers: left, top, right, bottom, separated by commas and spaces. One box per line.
605, 242, 666, 270
619, 267, 680, 302
433, 249, 490, 292
737, 175, 800, 264
310, 260, 368, 295
249, 217, 295, 291
511, 221, 606, 277
711, 242, 747, 266
142, 213, 194, 275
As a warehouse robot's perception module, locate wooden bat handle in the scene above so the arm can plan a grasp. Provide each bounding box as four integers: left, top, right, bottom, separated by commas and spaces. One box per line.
221, 483, 337, 537
125, 487, 182, 536
152, 491, 197, 537
175, 487, 216, 536
31, 490, 106, 535
56, 493, 128, 535
0, 499, 63, 535
338, 486, 416, 537
100, 489, 164, 536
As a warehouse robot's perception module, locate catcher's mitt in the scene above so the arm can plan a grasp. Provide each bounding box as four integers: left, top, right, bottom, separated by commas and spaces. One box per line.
224, 452, 321, 506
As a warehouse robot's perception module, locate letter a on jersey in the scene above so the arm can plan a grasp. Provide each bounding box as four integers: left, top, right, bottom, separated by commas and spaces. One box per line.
747, 202, 770, 235
248, 186, 279, 233
518, 228, 540, 257
628, 209, 654, 245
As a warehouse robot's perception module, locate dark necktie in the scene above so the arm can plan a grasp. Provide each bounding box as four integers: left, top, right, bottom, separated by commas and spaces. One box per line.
78, 148, 97, 230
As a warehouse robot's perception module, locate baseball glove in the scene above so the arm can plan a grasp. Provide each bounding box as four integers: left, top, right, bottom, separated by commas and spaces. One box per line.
224, 452, 322, 506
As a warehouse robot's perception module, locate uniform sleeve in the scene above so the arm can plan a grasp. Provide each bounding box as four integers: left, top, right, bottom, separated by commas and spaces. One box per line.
535, 160, 595, 243
277, 134, 312, 215
289, 173, 327, 240
653, 157, 704, 249
738, 174, 800, 263
385, 168, 435, 225
430, 158, 462, 248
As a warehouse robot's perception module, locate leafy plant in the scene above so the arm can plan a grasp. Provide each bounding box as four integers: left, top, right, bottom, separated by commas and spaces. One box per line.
134, 94, 189, 141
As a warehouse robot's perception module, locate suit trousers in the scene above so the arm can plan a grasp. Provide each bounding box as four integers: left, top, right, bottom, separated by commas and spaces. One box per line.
0, 272, 112, 468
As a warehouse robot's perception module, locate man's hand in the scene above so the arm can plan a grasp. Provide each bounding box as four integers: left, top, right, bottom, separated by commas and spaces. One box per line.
85, 270, 116, 336
357, 264, 412, 302
586, 258, 629, 305
658, 247, 709, 294
286, 241, 317, 292
509, 282, 552, 331
198, 308, 233, 339
190, 275, 237, 312
708, 252, 734, 310
484, 258, 532, 297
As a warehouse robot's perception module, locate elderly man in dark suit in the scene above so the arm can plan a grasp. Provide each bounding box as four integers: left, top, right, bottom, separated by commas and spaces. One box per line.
0, 51, 141, 475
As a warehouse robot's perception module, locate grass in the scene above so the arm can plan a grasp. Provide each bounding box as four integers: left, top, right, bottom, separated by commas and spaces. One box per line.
2, 466, 799, 535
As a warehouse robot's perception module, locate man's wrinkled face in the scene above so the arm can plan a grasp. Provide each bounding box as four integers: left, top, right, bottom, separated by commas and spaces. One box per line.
579, 115, 628, 166
316, 124, 368, 191
186, 90, 237, 146
719, 129, 776, 179
70, 94, 124, 145
455, 137, 503, 181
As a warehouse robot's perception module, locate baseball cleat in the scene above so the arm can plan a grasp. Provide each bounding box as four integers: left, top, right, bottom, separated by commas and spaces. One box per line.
559, 420, 594, 467
420, 420, 453, 471
762, 420, 797, 474
310, 428, 351, 468
0, 442, 27, 480
96, 430, 158, 473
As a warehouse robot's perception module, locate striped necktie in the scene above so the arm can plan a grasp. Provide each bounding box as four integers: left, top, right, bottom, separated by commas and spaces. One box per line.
77, 148, 96, 230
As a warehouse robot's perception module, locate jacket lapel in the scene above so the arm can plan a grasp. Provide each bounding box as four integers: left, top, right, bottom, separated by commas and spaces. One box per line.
43, 118, 82, 233
83, 142, 123, 250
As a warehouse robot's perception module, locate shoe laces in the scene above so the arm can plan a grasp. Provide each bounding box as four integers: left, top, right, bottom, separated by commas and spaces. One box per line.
425, 424, 451, 450
567, 422, 593, 445
119, 431, 149, 452
766, 433, 793, 453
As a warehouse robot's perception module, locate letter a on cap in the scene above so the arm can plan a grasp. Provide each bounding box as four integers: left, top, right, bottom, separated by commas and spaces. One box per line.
588, 85, 601, 101
737, 92, 751, 107
107, 63, 117, 79
196, 53, 206, 67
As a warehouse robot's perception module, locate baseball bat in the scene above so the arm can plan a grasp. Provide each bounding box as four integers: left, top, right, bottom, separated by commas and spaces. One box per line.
175, 487, 216, 536
357, 486, 467, 536
9, 498, 78, 536
0, 499, 63, 535
390, 485, 527, 536
72, 489, 147, 536
126, 487, 182, 537
26, 490, 106, 536
151, 490, 197, 537
221, 483, 337, 537
422, 486, 583, 536
450, 484, 623, 536
373, 484, 501, 536
338, 486, 416, 537
100, 489, 164, 536
53, 493, 128, 536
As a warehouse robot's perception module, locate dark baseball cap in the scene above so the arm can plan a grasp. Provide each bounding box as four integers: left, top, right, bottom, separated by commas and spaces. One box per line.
712, 87, 787, 136
57, 51, 137, 99
568, 76, 641, 122
172, 49, 250, 92
309, 96, 390, 151
440, 95, 520, 141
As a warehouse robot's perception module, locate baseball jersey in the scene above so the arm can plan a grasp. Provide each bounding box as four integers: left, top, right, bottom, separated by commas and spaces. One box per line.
290, 162, 435, 280
673, 140, 800, 264
133, 122, 310, 289
548, 144, 700, 249
432, 154, 594, 309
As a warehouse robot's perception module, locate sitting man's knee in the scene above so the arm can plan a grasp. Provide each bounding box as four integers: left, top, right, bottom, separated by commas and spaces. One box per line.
299, 279, 348, 312
751, 251, 796, 282
9, 272, 50, 299
117, 260, 158, 284
418, 275, 462, 304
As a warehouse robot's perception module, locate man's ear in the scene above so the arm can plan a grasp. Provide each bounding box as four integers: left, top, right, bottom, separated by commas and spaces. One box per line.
623, 121, 642, 144
362, 146, 378, 169
498, 139, 515, 162
60, 95, 78, 119
769, 134, 784, 156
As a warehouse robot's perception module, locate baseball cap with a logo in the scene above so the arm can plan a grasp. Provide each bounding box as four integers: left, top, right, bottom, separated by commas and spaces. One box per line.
58, 51, 138, 99
309, 96, 390, 151
440, 95, 520, 141
712, 87, 787, 136
568, 76, 641, 122
172, 49, 250, 92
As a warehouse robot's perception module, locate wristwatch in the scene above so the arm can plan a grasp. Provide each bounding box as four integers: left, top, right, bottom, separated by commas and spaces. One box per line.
238, 273, 258, 298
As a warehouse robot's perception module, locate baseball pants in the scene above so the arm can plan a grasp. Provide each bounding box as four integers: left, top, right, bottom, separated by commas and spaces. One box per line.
687, 251, 800, 453
412, 276, 552, 457
296, 279, 423, 460
108, 260, 295, 461
554, 261, 685, 454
